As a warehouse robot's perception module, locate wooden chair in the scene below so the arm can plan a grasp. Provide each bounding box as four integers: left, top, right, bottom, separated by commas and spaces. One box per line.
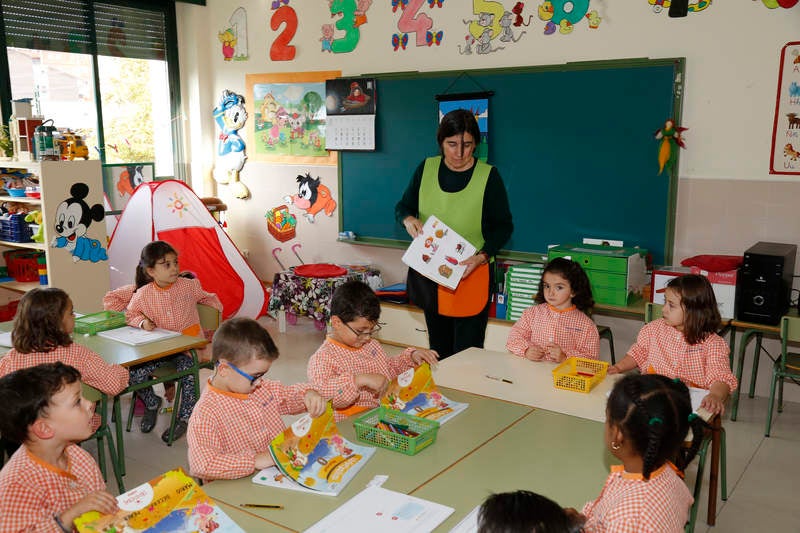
765, 315, 800, 437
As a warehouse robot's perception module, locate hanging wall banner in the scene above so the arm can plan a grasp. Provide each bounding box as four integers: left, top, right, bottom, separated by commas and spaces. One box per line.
769, 42, 800, 175
437, 97, 489, 162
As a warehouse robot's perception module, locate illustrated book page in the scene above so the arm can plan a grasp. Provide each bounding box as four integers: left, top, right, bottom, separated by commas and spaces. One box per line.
381, 363, 468, 425
401, 215, 477, 290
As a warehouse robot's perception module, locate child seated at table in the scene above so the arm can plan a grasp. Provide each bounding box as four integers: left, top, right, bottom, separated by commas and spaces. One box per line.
478, 490, 585, 533
125, 240, 223, 442
0, 288, 129, 400
0, 362, 119, 532
506, 257, 599, 362
187, 317, 326, 481
579, 373, 706, 532
608, 274, 737, 415
307, 280, 439, 421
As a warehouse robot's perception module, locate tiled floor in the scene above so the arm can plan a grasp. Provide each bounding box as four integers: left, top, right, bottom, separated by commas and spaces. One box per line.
87, 316, 800, 532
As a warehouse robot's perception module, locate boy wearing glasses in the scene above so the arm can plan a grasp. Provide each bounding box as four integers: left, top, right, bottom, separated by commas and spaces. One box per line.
187, 317, 326, 481
307, 280, 439, 421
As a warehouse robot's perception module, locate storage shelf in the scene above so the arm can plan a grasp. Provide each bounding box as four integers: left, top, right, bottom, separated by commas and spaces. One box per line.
0, 195, 41, 204
0, 240, 45, 250
0, 279, 43, 293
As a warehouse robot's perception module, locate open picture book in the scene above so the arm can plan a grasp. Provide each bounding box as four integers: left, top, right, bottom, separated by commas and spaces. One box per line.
401, 215, 477, 290
74, 468, 244, 532
381, 363, 468, 425
254, 404, 374, 496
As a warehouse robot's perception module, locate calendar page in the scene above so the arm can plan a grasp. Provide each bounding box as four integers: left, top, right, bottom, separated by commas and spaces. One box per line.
326, 115, 375, 150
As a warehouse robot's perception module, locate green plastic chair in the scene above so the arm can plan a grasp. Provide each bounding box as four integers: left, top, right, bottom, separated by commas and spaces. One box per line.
596, 325, 616, 364
765, 315, 800, 437
82, 383, 125, 493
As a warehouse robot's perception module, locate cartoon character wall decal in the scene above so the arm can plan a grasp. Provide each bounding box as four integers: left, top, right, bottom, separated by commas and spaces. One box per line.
320, 24, 334, 52
51, 183, 108, 263
283, 173, 337, 223
654, 118, 688, 175
512, 2, 533, 26
116, 165, 145, 199
219, 7, 249, 61
213, 89, 250, 199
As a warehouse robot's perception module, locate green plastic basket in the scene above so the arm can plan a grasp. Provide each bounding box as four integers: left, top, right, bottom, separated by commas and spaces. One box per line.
73, 311, 126, 335
353, 407, 439, 456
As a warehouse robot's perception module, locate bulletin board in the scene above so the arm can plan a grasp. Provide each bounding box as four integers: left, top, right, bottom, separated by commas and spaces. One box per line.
339, 58, 684, 264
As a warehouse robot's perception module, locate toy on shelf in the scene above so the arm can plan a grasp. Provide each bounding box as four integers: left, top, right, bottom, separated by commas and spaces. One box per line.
55, 129, 90, 160
24, 210, 44, 243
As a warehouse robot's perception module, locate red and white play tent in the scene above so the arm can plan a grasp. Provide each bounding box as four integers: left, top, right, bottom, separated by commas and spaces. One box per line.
108, 180, 267, 319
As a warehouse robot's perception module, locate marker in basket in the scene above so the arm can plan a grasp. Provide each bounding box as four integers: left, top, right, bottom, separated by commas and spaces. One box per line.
486, 374, 513, 384
240, 504, 284, 510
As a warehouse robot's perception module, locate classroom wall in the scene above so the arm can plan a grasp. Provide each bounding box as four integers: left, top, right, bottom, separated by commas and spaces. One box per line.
175, 2, 800, 400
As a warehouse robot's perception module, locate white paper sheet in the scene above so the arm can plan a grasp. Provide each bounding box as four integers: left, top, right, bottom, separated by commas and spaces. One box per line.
97, 326, 181, 346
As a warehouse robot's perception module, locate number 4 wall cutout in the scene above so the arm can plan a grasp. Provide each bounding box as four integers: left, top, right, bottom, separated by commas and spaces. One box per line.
392, 0, 445, 51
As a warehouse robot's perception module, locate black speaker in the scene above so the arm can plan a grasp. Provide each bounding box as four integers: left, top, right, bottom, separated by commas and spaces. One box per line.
735, 242, 797, 325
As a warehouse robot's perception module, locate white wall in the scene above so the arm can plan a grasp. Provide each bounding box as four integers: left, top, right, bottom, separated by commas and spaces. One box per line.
175, 2, 800, 401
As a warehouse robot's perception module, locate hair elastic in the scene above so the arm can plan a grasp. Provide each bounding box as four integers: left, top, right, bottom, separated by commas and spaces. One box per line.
688, 413, 699, 422
648, 416, 663, 426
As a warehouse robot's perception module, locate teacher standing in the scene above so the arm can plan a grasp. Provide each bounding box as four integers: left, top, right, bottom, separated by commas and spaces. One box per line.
395, 109, 513, 359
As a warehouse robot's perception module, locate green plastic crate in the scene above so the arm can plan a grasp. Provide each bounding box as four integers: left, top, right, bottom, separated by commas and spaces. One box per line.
353, 407, 439, 456
73, 311, 126, 335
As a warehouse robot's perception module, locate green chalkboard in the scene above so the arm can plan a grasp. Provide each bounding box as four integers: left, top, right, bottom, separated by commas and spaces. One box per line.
339, 59, 684, 264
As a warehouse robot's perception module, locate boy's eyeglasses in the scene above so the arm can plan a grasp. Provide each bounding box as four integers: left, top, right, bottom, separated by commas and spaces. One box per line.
343, 321, 382, 338
217, 361, 266, 386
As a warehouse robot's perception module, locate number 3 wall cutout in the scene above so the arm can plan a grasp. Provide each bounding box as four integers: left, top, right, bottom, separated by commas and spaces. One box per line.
320, 0, 373, 55
392, 0, 446, 51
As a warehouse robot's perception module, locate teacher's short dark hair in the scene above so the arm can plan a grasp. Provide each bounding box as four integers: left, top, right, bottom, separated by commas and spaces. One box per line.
437, 109, 481, 147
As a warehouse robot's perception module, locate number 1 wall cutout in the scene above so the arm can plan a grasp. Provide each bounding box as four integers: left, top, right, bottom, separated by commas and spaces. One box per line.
392, 0, 446, 51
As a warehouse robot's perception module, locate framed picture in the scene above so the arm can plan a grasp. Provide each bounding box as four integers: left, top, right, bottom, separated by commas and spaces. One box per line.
102, 162, 154, 237
246, 71, 340, 165
770, 41, 800, 175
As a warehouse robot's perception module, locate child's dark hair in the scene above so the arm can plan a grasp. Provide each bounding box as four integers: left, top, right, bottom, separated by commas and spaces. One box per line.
0, 362, 81, 444
607, 374, 706, 480
212, 317, 279, 365
478, 490, 583, 533
12, 288, 73, 353
665, 274, 720, 345
135, 240, 178, 289
330, 280, 380, 323
535, 257, 594, 312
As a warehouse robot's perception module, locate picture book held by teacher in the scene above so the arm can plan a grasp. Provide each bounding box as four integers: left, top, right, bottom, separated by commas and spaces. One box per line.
254, 404, 375, 496
382, 363, 468, 425
74, 468, 244, 532
401, 215, 476, 290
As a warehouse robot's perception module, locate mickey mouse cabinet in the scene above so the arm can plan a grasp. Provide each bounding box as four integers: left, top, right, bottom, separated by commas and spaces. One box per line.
0, 160, 110, 312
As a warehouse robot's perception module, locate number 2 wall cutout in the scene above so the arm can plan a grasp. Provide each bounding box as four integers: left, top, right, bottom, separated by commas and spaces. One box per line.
392, 0, 446, 51
270, 4, 297, 61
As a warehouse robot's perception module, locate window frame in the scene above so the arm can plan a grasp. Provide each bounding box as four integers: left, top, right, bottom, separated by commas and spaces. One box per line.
0, 0, 185, 181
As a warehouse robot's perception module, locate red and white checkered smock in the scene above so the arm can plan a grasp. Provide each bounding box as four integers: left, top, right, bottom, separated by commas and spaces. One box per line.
628, 319, 737, 391
582, 463, 693, 533
102, 284, 135, 312
187, 378, 312, 480
0, 445, 106, 533
0, 343, 129, 397
125, 278, 222, 337
506, 304, 600, 359
307, 337, 416, 420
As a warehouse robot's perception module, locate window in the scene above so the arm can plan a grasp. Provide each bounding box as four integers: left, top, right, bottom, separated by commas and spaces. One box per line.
0, 0, 183, 179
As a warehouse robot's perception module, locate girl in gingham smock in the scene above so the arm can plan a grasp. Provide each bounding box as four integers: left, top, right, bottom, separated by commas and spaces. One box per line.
506, 257, 599, 362
578, 374, 706, 532
609, 275, 737, 416
125, 240, 222, 443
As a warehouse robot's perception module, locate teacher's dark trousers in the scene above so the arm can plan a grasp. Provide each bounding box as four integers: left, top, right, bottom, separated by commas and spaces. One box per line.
423, 303, 490, 360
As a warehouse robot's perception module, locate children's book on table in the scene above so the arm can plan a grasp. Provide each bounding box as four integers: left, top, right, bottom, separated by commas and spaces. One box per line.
74, 468, 245, 532
253, 404, 374, 496
401, 215, 477, 290
382, 363, 468, 425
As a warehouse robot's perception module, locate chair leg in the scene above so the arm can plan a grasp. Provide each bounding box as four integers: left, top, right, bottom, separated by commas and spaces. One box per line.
766, 370, 779, 437
731, 329, 757, 422
749, 333, 763, 399
126, 392, 136, 432
778, 373, 785, 413
720, 427, 727, 501
103, 426, 125, 493
94, 430, 108, 482
687, 436, 710, 533
165, 385, 182, 447
113, 397, 126, 477
607, 333, 616, 365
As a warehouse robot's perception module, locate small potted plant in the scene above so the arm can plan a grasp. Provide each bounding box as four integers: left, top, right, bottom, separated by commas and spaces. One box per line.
0, 124, 14, 160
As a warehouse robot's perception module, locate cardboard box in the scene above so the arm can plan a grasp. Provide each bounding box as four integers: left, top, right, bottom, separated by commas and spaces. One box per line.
651, 266, 692, 304
690, 267, 737, 319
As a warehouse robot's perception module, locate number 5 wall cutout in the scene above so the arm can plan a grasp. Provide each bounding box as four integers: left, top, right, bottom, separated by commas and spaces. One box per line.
392, 0, 446, 52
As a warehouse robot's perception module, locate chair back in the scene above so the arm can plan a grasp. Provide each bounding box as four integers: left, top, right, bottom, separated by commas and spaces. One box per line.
198, 304, 221, 333
781, 315, 800, 370
645, 302, 663, 323
81, 382, 103, 403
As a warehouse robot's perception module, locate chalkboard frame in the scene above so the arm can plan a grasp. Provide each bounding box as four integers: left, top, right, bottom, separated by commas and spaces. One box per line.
337, 58, 685, 264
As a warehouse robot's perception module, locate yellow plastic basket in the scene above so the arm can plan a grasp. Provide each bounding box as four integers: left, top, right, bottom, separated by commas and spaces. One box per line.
552, 357, 609, 393
74, 311, 126, 335
353, 407, 439, 455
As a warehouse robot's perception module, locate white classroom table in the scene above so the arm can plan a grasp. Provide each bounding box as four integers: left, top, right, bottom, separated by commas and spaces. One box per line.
432, 347, 620, 422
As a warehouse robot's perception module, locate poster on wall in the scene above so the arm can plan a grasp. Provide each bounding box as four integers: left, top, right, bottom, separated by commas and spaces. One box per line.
325, 77, 376, 151
770, 41, 800, 175
246, 71, 340, 165
101, 163, 154, 237
438, 97, 489, 161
